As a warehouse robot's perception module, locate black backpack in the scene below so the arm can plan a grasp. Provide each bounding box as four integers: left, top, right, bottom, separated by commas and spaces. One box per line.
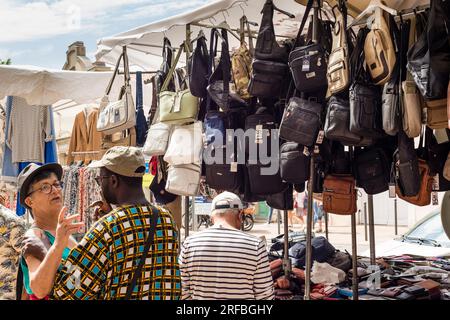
280, 142, 310, 184
279, 96, 323, 147
289, 236, 336, 268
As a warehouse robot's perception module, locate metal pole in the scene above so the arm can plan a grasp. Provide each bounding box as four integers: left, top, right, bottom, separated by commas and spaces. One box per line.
277, 209, 281, 235
394, 198, 398, 236
283, 210, 291, 277
364, 202, 368, 242
368, 195, 376, 265
184, 196, 190, 239
351, 213, 359, 300
324, 211, 329, 240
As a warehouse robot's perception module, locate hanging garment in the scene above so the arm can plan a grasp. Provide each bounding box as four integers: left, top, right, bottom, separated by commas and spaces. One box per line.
6, 97, 51, 164
66, 109, 103, 165
1, 97, 18, 182
44, 107, 58, 163
135, 71, 149, 147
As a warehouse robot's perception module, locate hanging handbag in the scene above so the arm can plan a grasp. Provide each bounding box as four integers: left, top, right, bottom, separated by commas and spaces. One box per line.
425, 98, 448, 130
407, 2, 450, 100
188, 32, 209, 98
396, 159, 433, 206
142, 122, 172, 157
401, 80, 423, 138
349, 28, 384, 139
163, 121, 203, 166
382, 17, 404, 136
289, 0, 328, 94
324, 95, 373, 146
159, 43, 199, 124
231, 16, 254, 100
327, 2, 350, 94
165, 163, 202, 196
266, 184, 294, 211
364, 9, 396, 85
393, 130, 420, 197
97, 47, 136, 135
207, 29, 247, 110
279, 96, 323, 147
279, 142, 310, 184
353, 147, 391, 195
424, 127, 450, 191
323, 174, 357, 215
249, 0, 291, 98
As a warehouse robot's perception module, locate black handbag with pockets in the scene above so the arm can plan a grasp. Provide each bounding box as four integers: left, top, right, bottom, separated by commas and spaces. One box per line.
394, 130, 420, 197
266, 184, 294, 210
280, 142, 310, 184
279, 97, 323, 147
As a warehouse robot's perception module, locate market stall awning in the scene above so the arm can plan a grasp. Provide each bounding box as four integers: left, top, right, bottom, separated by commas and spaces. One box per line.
0, 64, 128, 106
96, 0, 307, 70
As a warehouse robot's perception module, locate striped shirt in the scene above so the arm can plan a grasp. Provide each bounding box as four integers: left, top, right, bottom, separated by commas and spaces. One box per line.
179, 226, 274, 300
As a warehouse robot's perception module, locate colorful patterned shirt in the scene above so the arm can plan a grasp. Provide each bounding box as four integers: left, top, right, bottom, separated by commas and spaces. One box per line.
51, 204, 181, 300
0, 205, 28, 300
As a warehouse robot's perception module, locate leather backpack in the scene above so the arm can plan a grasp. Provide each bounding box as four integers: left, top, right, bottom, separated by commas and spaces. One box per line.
323, 174, 357, 215
364, 9, 396, 85
327, 1, 350, 94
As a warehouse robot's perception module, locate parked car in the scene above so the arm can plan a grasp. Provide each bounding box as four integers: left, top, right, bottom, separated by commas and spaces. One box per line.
361, 210, 450, 258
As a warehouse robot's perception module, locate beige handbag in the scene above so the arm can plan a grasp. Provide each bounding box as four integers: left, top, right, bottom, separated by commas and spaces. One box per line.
97, 47, 136, 135
159, 43, 199, 124
425, 98, 448, 129
401, 80, 422, 138
364, 9, 396, 86
327, 5, 349, 94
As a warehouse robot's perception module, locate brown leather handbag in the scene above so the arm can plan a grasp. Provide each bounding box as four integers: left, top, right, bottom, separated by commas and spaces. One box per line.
323, 174, 357, 215
396, 159, 433, 206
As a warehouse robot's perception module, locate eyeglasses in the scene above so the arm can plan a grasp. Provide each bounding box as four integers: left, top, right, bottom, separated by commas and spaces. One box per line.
95, 175, 112, 186
27, 181, 64, 196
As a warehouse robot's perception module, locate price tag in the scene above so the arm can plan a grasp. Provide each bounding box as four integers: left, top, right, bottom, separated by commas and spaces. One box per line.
255, 125, 263, 144
432, 192, 439, 205
303, 146, 310, 156
302, 58, 310, 72
230, 162, 238, 173
388, 183, 396, 198
316, 130, 325, 145
432, 174, 440, 191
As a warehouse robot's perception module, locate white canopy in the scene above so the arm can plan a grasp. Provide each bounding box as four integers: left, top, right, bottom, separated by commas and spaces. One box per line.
96, 0, 430, 70
96, 0, 307, 70
0, 64, 134, 106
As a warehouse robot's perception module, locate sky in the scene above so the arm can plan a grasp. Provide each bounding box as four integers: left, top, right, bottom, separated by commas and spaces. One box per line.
0, 0, 211, 69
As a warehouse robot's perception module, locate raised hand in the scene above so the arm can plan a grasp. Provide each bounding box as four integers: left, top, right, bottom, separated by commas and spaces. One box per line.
55, 206, 84, 249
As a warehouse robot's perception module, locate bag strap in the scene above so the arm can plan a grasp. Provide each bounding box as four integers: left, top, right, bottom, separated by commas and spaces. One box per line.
105, 52, 124, 96
125, 206, 159, 299
160, 43, 185, 92
294, 0, 314, 47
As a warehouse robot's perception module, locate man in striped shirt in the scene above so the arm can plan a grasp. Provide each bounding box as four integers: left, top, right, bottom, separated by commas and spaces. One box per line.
179, 192, 274, 300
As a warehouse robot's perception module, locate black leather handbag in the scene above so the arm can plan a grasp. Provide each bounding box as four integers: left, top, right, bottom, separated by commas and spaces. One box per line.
279, 97, 323, 147
324, 95, 373, 146
394, 130, 421, 197
424, 127, 450, 191
349, 28, 384, 139
288, 0, 328, 94
248, 59, 289, 98
280, 142, 310, 184
254, 0, 290, 62
354, 147, 391, 195
188, 33, 209, 98
266, 184, 294, 210
407, 1, 450, 100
